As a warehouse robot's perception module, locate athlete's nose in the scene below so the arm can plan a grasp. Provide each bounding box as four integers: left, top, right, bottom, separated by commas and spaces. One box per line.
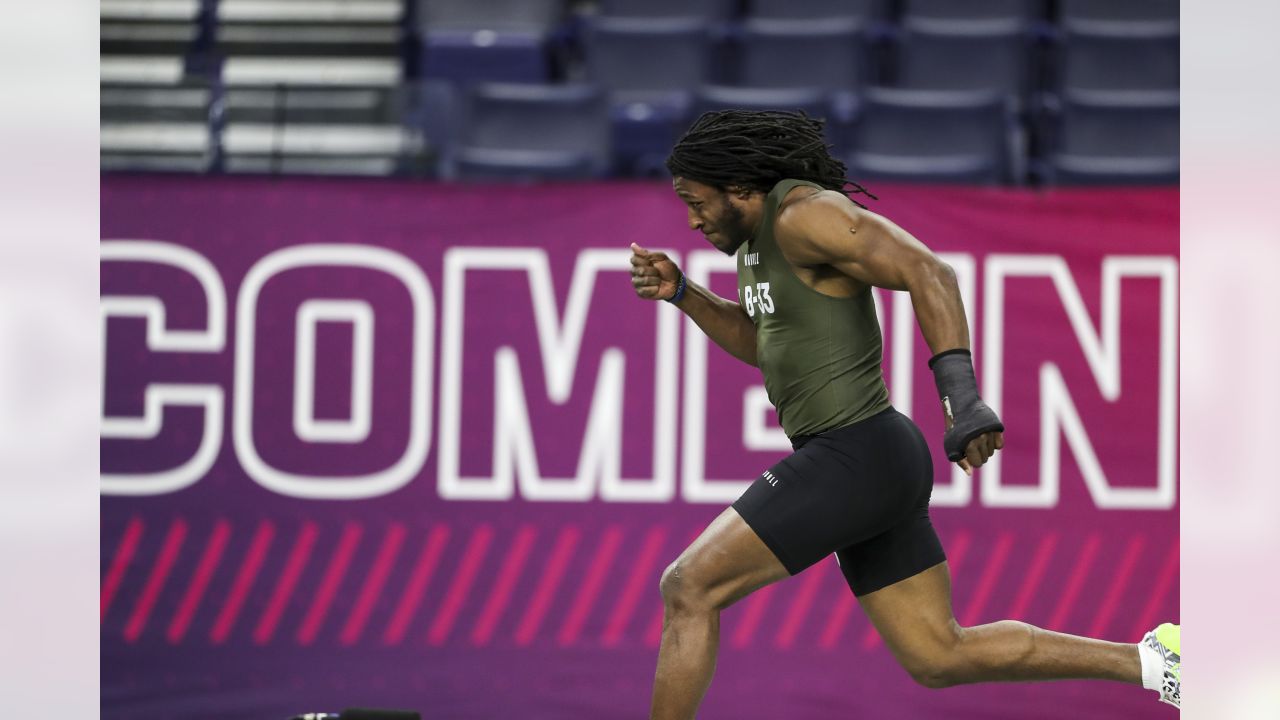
687, 208, 703, 231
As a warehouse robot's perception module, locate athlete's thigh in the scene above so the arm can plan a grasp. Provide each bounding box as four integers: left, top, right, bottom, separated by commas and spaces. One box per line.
670, 506, 789, 609
857, 561, 959, 662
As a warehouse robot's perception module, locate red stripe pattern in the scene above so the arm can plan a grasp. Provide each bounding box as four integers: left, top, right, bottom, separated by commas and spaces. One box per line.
427, 524, 494, 646
339, 523, 407, 646
167, 519, 232, 644
383, 525, 451, 646
101, 516, 145, 622
209, 520, 275, 645
515, 526, 581, 647
297, 522, 364, 645
123, 518, 188, 643
470, 525, 538, 647
101, 519, 1177, 653
252, 521, 319, 645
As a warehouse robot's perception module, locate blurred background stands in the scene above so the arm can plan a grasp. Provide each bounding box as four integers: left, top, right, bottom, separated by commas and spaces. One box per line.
100, 0, 1180, 186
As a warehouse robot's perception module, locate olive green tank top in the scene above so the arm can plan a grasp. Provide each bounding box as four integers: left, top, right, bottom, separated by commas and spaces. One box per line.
737, 179, 892, 438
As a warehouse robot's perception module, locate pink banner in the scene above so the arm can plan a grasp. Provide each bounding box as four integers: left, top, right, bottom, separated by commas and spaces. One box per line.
102, 177, 1177, 719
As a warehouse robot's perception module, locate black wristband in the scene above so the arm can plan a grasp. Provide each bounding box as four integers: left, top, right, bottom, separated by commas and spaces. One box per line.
664, 271, 687, 304
928, 347, 971, 370
930, 349, 1003, 461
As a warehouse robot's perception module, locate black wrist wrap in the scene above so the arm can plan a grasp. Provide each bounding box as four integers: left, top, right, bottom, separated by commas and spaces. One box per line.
929, 349, 1004, 461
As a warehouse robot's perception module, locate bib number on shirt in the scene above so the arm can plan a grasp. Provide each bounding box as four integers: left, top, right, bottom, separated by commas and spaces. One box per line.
742, 282, 775, 317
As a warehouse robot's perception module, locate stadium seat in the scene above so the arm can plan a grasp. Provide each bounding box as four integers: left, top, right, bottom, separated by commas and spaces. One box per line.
747, 0, 880, 22
1045, 89, 1178, 185
416, 0, 562, 33
420, 29, 551, 84
901, 0, 1042, 23
736, 18, 866, 91
846, 87, 1019, 185
1059, 0, 1178, 24
415, 0, 562, 85
581, 16, 714, 174
595, 0, 733, 21
893, 18, 1031, 96
451, 83, 611, 180
1059, 19, 1179, 92
692, 86, 832, 121
583, 17, 715, 97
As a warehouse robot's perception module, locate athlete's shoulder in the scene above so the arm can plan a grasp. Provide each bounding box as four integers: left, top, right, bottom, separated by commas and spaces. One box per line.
774, 187, 870, 259
777, 187, 867, 229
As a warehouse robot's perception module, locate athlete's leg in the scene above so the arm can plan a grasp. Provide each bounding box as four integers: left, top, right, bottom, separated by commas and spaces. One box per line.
650, 506, 789, 720
858, 561, 1141, 689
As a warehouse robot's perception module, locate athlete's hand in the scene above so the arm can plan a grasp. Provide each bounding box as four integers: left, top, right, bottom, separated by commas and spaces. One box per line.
630, 243, 681, 301
945, 413, 1004, 476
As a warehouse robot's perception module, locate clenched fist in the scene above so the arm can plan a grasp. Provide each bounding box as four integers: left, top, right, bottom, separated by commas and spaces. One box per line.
629, 243, 683, 302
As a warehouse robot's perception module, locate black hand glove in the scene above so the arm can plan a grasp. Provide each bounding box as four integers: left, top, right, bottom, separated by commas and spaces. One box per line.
929, 349, 1004, 462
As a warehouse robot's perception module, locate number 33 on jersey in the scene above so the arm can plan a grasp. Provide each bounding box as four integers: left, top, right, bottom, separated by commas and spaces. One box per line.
741, 282, 776, 317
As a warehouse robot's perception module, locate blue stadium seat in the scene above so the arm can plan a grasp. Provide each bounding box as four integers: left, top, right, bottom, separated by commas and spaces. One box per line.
747, 0, 880, 21
902, 0, 1042, 23
582, 16, 715, 174
846, 87, 1019, 185
583, 16, 714, 97
596, 0, 733, 21
451, 83, 610, 180
893, 18, 1031, 96
1046, 89, 1178, 185
1059, 0, 1178, 24
1059, 19, 1179, 92
416, 0, 564, 85
416, 0, 563, 32
736, 18, 866, 91
693, 86, 831, 120
420, 29, 551, 84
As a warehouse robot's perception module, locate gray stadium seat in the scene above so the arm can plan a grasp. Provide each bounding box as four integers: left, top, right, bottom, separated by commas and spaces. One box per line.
902, 0, 1042, 23
894, 18, 1031, 96
737, 18, 866, 91
596, 0, 733, 21
582, 16, 714, 174
1047, 89, 1178, 185
747, 0, 880, 21
1060, 19, 1179, 92
693, 86, 832, 121
1059, 0, 1178, 24
452, 83, 611, 180
846, 87, 1019, 185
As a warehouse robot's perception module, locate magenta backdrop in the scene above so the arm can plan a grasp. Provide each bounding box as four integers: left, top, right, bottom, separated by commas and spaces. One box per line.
101, 177, 1178, 720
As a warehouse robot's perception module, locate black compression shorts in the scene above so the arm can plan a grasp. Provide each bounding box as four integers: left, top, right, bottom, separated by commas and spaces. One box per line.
731, 406, 946, 596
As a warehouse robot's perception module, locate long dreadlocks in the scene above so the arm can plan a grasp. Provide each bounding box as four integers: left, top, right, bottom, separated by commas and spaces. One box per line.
665, 109, 876, 207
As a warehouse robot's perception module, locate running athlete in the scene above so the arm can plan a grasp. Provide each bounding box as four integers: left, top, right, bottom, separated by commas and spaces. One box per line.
628, 110, 1180, 719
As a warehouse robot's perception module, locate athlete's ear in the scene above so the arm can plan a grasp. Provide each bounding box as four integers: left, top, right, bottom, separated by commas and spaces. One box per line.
726, 185, 752, 200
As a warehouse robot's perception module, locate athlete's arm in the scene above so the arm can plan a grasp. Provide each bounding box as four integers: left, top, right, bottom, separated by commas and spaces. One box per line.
630, 243, 758, 367
776, 193, 966, 351
774, 193, 1003, 472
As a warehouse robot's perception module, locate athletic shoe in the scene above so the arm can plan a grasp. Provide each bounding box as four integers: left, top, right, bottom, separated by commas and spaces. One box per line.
1140, 622, 1180, 708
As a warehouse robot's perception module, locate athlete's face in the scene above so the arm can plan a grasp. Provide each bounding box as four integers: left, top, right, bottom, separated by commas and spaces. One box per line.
672, 177, 760, 256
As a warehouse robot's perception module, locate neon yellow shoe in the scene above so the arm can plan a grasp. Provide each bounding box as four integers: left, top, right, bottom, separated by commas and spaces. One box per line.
1139, 623, 1180, 708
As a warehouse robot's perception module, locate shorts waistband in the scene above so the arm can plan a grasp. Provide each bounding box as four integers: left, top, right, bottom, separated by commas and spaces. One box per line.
789, 406, 900, 451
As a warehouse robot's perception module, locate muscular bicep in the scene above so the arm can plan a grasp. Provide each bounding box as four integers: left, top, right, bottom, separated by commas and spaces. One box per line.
776, 195, 940, 291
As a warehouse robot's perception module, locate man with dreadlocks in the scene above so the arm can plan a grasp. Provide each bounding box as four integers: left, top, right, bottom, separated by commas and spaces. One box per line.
628, 110, 1180, 718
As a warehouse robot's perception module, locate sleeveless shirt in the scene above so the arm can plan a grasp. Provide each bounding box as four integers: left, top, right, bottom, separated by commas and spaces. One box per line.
736, 179, 892, 438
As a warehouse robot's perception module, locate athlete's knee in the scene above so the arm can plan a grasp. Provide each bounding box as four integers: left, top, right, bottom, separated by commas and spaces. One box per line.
659, 559, 706, 614
899, 625, 967, 689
